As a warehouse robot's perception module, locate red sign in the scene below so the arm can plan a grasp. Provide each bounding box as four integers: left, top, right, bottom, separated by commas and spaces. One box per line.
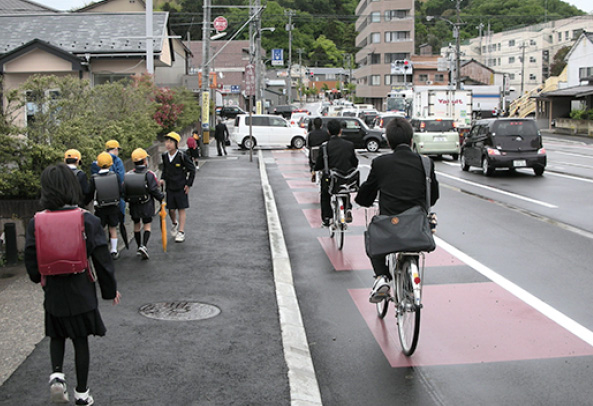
213, 16, 228, 32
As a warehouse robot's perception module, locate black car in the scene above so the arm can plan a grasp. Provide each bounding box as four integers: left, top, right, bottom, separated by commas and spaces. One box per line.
307, 116, 385, 152
272, 104, 298, 119
460, 118, 546, 176
216, 105, 246, 120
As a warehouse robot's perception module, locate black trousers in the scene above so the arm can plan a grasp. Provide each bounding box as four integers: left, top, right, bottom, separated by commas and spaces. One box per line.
320, 177, 352, 223
216, 139, 227, 156
370, 255, 389, 277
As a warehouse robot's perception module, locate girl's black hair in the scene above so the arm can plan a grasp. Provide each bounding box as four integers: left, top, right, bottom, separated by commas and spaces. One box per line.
40, 164, 82, 210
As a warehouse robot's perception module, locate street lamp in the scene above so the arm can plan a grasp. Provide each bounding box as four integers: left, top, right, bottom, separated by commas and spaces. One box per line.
427, 14, 463, 89
251, 27, 276, 112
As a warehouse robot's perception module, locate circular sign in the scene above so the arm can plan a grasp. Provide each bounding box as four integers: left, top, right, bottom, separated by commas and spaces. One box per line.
213, 16, 228, 32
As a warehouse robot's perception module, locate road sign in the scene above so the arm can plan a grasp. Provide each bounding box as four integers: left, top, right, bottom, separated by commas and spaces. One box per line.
245, 64, 255, 97
213, 16, 228, 32
230, 85, 240, 94
271, 49, 283, 66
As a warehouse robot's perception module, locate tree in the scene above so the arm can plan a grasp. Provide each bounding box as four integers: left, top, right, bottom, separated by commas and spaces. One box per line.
550, 46, 571, 76
308, 35, 341, 67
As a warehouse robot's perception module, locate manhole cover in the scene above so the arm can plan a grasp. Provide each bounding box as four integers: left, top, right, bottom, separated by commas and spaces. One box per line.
139, 302, 221, 321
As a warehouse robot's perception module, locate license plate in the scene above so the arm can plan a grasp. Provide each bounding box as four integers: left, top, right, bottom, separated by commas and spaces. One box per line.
433, 136, 447, 141
513, 160, 526, 167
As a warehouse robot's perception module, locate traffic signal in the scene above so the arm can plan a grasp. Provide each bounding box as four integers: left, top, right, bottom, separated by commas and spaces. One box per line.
392, 60, 413, 75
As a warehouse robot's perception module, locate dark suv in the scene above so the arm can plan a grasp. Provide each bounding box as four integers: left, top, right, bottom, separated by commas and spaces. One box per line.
460, 118, 546, 176
307, 116, 385, 152
216, 105, 246, 120
272, 104, 298, 119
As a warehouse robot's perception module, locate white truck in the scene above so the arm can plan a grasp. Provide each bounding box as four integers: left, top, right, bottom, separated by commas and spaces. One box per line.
464, 85, 502, 119
413, 89, 472, 126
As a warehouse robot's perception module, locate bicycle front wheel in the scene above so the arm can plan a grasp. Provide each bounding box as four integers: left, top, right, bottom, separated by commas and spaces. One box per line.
396, 258, 421, 356
376, 296, 389, 319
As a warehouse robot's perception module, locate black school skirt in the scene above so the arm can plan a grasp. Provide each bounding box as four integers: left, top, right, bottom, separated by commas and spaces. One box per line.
45, 309, 106, 339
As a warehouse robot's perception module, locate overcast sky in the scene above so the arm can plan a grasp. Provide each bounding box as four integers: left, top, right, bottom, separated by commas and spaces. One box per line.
33, 0, 593, 19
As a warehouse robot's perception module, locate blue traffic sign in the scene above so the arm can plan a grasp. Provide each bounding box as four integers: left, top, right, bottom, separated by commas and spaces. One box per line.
271, 49, 283, 66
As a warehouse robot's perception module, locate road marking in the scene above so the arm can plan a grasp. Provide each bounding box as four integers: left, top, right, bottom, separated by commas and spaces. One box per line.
436, 236, 593, 348
555, 151, 593, 159
540, 170, 593, 184
436, 171, 558, 208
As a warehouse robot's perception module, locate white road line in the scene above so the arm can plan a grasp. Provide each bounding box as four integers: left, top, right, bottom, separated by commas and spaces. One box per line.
542, 171, 593, 184
436, 171, 558, 208
555, 151, 593, 159
436, 236, 593, 348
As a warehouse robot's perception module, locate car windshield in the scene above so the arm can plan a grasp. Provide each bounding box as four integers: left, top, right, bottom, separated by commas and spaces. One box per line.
492, 120, 538, 137
423, 120, 455, 132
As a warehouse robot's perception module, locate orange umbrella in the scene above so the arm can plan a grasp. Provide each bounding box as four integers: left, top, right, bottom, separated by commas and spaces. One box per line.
159, 201, 167, 252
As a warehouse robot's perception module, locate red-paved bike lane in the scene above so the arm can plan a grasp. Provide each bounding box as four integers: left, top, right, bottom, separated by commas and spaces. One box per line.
271, 149, 593, 369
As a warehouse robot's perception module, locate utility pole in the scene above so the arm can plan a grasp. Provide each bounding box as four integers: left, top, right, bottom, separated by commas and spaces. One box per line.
297, 48, 305, 102
455, 0, 461, 90
201, 0, 211, 154
285, 9, 295, 104
254, 0, 262, 113
520, 41, 527, 94
146, 0, 154, 74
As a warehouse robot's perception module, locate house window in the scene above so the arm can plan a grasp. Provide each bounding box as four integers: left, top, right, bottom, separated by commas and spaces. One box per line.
435, 74, 444, 82
579, 67, 593, 79
482, 46, 486, 53
370, 32, 381, 43
370, 53, 381, 64
419, 74, 428, 82
94, 74, 133, 85
529, 73, 536, 81
558, 32, 562, 42
370, 12, 381, 23
25, 89, 61, 127
565, 31, 569, 40
497, 43, 501, 51
384, 9, 408, 21
529, 56, 536, 63
370, 75, 381, 86
509, 39, 516, 47
509, 56, 515, 63
385, 31, 409, 42
530, 39, 536, 46
509, 73, 515, 80
384, 53, 408, 63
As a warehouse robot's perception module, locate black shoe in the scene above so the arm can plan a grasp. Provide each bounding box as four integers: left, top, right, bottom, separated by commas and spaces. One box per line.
345, 210, 353, 223
110, 251, 119, 260
321, 219, 330, 227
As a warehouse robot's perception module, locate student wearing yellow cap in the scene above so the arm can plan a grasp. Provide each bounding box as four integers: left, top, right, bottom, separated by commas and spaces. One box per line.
159, 132, 196, 243
64, 149, 89, 207
123, 148, 164, 259
85, 152, 123, 260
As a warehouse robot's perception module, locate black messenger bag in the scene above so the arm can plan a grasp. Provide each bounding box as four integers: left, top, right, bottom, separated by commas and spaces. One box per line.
364, 155, 436, 257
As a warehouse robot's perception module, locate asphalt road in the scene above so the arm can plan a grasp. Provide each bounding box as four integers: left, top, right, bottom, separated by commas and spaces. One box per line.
266, 134, 593, 405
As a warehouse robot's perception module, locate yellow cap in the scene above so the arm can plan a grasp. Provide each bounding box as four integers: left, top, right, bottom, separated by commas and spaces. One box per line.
97, 152, 113, 168
131, 148, 149, 162
64, 149, 81, 161
165, 132, 181, 143
105, 140, 121, 150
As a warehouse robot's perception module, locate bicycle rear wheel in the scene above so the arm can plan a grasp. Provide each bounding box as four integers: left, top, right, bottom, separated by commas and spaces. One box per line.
396, 258, 421, 356
334, 196, 345, 250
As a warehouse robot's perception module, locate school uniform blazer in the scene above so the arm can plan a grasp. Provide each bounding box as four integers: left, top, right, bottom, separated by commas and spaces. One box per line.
313, 136, 359, 174
355, 144, 439, 215
161, 151, 196, 191
25, 210, 118, 317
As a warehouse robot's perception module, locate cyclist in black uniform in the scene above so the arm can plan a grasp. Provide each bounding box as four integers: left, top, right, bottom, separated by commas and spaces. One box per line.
314, 119, 358, 227
355, 118, 439, 303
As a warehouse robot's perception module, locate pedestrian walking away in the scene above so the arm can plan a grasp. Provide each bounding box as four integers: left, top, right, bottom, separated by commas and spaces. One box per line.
64, 149, 89, 208
24, 163, 121, 406
85, 152, 123, 260
124, 148, 165, 260
314, 119, 358, 227
160, 132, 196, 243
214, 117, 229, 156
355, 118, 439, 303
186, 132, 200, 170
91, 140, 126, 218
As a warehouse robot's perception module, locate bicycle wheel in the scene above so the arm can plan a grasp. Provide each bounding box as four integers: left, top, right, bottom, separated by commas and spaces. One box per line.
376, 296, 389, 318
396, 258, 421, 356
335, 223, 344, 250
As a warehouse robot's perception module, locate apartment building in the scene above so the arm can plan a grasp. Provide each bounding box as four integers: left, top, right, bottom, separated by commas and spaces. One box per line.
449, 15, 593, 100
354, 0, 415, 109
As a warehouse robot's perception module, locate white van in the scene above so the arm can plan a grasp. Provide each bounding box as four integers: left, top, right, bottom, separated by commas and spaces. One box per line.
231, 114, 307, 150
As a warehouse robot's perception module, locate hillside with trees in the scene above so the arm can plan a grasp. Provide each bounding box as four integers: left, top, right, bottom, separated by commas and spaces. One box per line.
158, 0, 585, 66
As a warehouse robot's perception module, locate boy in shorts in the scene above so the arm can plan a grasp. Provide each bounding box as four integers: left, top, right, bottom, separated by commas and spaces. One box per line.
160, 132, 196, 243
124, 148, 164, 259
85, 152, 122, 259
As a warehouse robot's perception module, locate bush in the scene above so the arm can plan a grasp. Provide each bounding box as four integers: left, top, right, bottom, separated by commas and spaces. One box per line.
569, 109, 593, 121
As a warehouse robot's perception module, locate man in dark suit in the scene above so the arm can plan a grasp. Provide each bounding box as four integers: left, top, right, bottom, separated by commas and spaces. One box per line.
355, 118, 439, 303
306, 117, 330, 180
314, 119, 359, 227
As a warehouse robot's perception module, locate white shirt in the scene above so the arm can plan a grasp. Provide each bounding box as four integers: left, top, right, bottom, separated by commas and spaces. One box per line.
168, 151, 178, 162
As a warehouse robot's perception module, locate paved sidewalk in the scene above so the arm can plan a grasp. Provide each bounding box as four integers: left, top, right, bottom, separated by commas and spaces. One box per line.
0, 145, 299, 405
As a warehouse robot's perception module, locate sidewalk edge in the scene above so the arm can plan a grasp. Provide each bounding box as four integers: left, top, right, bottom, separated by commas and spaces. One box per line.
258, 150, 323, 406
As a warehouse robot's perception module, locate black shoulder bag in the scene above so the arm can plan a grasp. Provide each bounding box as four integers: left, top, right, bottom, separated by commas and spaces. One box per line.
364, 155, 436, 257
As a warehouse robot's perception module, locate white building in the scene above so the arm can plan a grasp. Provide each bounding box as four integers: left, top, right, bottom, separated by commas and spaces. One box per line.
443, 15, 593, 100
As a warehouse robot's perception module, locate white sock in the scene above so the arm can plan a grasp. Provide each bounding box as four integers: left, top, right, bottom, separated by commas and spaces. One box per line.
110, 238, 118, 253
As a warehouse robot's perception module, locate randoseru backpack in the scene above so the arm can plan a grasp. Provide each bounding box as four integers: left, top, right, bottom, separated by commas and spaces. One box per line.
124, 171, 149, 204
34, 208, 90, 282
93, 172, 120, 208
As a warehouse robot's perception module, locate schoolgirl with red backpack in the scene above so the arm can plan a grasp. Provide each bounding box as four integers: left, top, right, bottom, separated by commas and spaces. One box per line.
25, 164, 120, 406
